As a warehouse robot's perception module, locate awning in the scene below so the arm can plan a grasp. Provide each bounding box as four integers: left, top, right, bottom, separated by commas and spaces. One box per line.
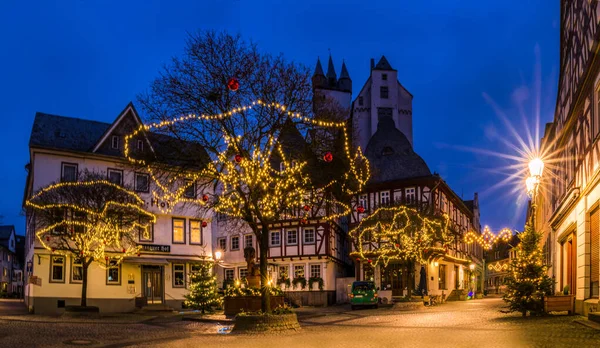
123, 257, 169, 265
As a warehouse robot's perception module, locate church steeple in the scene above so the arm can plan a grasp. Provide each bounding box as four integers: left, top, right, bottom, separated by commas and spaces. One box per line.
326, 54, 337, 87
338, 60, 352, 92
312, 57, 327, 88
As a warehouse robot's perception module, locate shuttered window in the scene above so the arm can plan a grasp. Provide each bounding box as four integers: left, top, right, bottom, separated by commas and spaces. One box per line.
591, 208, 599, 297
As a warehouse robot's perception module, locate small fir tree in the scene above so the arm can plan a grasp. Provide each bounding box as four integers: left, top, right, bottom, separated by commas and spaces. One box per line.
502, 223, 554, 316
185, 262, 222, 313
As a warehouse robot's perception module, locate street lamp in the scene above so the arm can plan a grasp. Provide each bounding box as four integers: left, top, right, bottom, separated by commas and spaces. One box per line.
526, 157, 544, 230
215, 250, 222, 262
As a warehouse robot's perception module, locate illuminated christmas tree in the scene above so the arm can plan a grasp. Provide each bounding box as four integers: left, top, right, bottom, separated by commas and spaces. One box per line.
502, 223, 553, 316
185, 261, 222, 313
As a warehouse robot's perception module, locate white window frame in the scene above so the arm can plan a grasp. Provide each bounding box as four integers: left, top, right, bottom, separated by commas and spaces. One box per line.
189, 220, 202, 245
173, 263, 186, 288
61, 163, 78, 182
217, 237, 227, 252
70, 257, 83, 283
135, 172, 149, 192
303, 228, 315, 244
50, 256, 65, 283
172, 218, 186, 244
231, 236, 240, 251
310, 264, 321, 278
279, 266, 289, 279
406, 187, 416, 204
380, 191, 390, 205
287, 230, 298, 245
359, 194, 367, 209
107, 168, 123, 186
183, 180, 196, 199
294, 265, 305, 278
106, 260, 120, 285
224, 268, 234, 280
244, 234, 253, 249
270, 231, 281, 246
239, 268, 248, 279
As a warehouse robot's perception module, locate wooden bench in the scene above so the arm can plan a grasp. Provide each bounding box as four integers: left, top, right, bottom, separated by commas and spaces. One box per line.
544, 295, 574, 314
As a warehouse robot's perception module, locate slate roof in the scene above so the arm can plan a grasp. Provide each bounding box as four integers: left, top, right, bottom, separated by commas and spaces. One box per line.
365, 116, 431, 184
326, 55, 337, 80
0, 225, 15, 249
313, 58, 325, 77
339, 61, 350, 80
463, 200, 475, 213
373, 56, 394, 71
30, 113, 110, 152
29, 111, 209, 169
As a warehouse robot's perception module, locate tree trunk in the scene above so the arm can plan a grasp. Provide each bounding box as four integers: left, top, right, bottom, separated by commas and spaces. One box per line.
259, 225, 271, 313
81, 260, 89, 307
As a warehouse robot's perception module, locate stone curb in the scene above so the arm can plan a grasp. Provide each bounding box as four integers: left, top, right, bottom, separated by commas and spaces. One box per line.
574, 319, 600, 331
182, 316, 234, 324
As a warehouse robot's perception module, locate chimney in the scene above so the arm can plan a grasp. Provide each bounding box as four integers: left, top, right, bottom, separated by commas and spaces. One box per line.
370, 58, 375, 70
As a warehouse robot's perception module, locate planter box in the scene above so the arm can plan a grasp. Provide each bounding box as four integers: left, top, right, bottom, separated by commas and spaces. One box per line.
233, 313, 300, 333
544, 295, 574, 314
223, 296, 284, 316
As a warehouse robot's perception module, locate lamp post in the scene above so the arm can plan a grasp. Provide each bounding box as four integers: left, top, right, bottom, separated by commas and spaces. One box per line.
526, 157, 544, 231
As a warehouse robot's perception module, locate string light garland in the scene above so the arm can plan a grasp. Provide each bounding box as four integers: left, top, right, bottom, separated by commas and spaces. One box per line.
26, 180, 156, 267
122, 100, 371, 222
464, 226, 512, 250
488, 262, 510, 272
349, 206, 455, 267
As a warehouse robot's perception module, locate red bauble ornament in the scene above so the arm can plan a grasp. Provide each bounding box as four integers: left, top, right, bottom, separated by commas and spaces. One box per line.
137, 253, 141, 257
234, 154, 243, 163
122, 248, 126, 253
202, 194, 209, 202
201, 221, 208, 228
303, 205, 311, 212
105, 256, 109, 261
227, 77, 240, 91
323, 152, 333, 162
356, 206, 365, 214
300, 218, 308, 225
367, 259, 372, 263
395, 243, 400, 248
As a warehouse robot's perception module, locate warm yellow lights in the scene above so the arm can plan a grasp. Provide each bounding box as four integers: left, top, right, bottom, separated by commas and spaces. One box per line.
528, 157, 544, 178
122, 100, 370, 223
464, 226, 511, 250
349, 206, 453, 267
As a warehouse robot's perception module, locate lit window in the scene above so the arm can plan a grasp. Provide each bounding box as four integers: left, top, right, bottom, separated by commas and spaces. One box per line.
106, 260, 120, 285
303, 228, 315, 244
310, 264, 321, 278
279, 266, 289, 279
244, 235, 253, 249
50, 256, 65, 283
172, 218, 185, 244
190, 220, 202, 245
107, 169, 123, 186
139, 218, 153, 242
287, 230, 298, 245
173, 264, 185, 288
231, 236, 240, 250
111, 136, 119, 149
294, 265, 305, 278
71, 257, 83, 283
270, 231, 281, 246
61, 163, 78, 182
135, 173, 149, 192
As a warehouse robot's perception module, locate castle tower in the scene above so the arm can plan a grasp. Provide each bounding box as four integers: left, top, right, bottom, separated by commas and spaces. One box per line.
352, 56, 413, 150
311, 54, 352, 114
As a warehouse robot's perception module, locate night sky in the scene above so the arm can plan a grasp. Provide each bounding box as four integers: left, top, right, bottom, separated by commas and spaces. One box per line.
0, 1, 559, 236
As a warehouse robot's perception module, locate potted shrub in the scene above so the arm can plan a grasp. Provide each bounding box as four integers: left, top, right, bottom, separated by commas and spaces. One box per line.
292, 277, 307, 290
308, 277, 324, 291
232, 304, 300, 333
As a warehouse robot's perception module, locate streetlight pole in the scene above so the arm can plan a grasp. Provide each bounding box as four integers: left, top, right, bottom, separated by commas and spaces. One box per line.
526, 157, 544, 231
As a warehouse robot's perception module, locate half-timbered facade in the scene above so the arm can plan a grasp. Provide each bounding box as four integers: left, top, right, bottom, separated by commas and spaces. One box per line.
535, 0, 600, 316
23, 104, 214, 314
349, 115, 483, 302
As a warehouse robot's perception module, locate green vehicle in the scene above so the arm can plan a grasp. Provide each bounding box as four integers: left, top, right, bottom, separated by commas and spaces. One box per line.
349, 281, 379, 310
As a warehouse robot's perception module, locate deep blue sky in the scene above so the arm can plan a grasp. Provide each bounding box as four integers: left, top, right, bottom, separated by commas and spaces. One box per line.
0, 1, 559, 236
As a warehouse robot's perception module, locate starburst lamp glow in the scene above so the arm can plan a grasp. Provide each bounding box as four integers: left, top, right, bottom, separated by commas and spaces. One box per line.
528, 157, 544, 178
526, 176, 538, 197
215, 250, 222, 261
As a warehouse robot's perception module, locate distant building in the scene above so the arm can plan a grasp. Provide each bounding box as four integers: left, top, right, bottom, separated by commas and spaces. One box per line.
484, 234, 520, 295
0, 225, 22, 297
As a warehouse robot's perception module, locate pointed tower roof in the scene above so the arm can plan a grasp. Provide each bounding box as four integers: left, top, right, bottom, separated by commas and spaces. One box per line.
339, 61, 351, 80
373, 55, 395, 71
326, 55, 337, 80
313, 58, 325, 77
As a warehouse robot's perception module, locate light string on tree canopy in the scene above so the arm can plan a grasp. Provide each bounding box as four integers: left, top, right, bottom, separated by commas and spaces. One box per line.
349, 206, 456, 268
26, 180, 156, 266
464, 226, 512, 250
123, 100, 370, 221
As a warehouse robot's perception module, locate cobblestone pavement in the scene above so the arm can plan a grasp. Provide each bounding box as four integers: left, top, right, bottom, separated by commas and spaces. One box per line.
1, 298, 599, 348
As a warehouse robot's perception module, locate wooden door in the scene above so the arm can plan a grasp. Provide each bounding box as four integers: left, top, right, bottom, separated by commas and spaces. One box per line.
143, 266, 163, 304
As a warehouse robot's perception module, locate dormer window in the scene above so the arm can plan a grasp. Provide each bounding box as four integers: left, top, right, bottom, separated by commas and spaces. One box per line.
381, 146, 394, 156
111, 136, 119, 149
137, 140, 144, 151
382, 73, 388, 81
